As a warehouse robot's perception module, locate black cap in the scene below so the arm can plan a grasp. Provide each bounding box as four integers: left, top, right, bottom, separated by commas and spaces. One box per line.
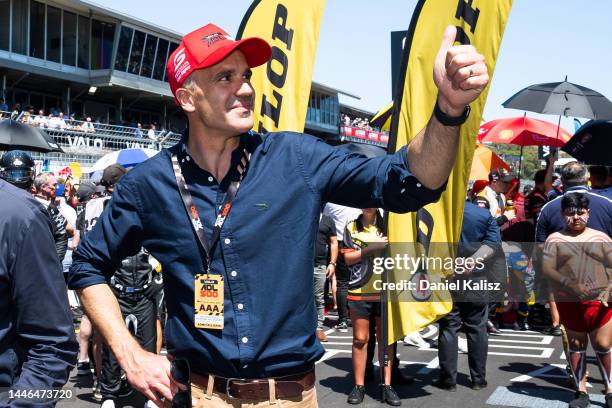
76, 182, 96, 202
101, 164, 127, 187
489, 167, 515, 183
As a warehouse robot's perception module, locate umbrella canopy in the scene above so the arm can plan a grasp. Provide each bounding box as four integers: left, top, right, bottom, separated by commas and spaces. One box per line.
370, 102, 393, 132
478, 116, 572, 147
502, 79, 612, 120
562, 120, 612, 166
0, 119, 63, 153
470, 144, 510, 180
335, 142, 387, 158
90, 148, 159, 172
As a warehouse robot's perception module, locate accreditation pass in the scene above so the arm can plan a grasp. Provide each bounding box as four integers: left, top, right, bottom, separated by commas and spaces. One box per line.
194, 274, 224, 330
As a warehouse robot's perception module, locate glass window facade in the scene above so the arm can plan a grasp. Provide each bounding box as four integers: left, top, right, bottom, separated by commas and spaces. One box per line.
113, 26, 173, 82
114, 26, 133, 71
47, 6, 62, 63
164, 42, 179, 82
140, 34, 157, 77
152, 38, 168, 81
62, 11, 77, 66
2, 2, 181, 86
306, 90, 339, 126
77, 15, 90, 69
11, 0, 28, 55
29, 1, 45, 59
0, 0, 9, 51
91, 19, 115, 69
128, 30, 145, 75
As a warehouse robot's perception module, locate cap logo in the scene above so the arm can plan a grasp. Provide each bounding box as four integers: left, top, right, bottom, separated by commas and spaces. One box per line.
174, 47, 187, 66
14, 159, 23, 166
202, 32, 227, 47
173, 47, 192, 82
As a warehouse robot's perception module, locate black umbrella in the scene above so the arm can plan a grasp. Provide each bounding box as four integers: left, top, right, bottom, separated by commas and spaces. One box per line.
562, 120, 612, 166
0, 119, 63, 153
503, 77, 612, 120
335, 142, 387, 158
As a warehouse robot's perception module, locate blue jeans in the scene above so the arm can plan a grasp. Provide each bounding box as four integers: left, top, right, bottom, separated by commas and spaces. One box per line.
313, 265, 327, 330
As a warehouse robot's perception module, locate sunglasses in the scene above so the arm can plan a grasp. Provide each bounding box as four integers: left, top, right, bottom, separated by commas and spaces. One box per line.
171, 359, 191, 408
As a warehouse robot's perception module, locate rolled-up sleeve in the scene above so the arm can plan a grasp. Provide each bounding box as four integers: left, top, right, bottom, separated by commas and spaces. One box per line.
11, 210, 78, 392
296, 135, 446, 213
68, 181, 144, 290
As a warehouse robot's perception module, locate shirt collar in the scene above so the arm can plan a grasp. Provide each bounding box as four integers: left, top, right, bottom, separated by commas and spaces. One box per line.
565, 186, 589, 193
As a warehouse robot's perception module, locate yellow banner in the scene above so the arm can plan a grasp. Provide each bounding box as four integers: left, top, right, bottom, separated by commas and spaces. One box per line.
237, 0, 325, 133
387, 0, 513, 343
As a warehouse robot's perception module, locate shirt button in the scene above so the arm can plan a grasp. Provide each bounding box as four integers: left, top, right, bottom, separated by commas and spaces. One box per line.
237, 303, 244, 310
208, 176, 214, 182
231, 270, 238, 277
186, 155, 191, 161
224, 238, 231, 245
416, 182, 422, 188
241, 337, 248, 344
243, 364, 248, 369
400, 188, 406, 194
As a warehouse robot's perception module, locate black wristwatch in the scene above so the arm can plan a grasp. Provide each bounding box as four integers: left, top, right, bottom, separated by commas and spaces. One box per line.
433, 101, 471, 126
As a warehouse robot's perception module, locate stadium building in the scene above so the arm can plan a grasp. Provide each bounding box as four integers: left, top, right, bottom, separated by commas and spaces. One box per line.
0, 0, 385, 174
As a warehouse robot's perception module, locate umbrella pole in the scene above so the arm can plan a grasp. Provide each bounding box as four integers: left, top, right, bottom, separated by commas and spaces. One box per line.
555, 114, 562, 140
518, 145, 523, 180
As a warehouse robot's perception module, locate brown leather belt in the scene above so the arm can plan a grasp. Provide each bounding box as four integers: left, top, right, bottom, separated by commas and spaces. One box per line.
191, 368, 315, 400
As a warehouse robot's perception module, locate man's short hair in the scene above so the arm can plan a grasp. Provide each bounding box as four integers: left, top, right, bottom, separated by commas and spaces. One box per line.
588, 165, 607, 184
533, 169, 547, 184
561, 192, 589, 211
182, 74, 197, 91
33, 172, 56, 192
560, 161, 588, 188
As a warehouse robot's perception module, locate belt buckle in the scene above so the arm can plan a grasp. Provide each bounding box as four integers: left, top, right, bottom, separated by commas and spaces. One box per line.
225, 377, 247, 399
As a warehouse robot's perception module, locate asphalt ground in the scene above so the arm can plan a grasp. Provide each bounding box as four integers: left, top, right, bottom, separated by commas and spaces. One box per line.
57, 314, 609, 408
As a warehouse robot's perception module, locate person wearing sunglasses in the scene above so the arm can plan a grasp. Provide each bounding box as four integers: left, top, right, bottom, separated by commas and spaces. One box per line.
69, 22, 489, 407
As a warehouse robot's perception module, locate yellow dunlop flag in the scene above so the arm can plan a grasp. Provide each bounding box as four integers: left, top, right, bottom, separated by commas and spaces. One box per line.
386, 0, 513, 344
237, 0, 325, 133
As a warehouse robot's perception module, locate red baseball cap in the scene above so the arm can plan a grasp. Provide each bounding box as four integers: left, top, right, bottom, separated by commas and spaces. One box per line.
167, 24, 272, 104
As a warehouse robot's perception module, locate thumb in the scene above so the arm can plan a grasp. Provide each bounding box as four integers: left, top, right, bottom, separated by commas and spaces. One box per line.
436, 25, 457, 65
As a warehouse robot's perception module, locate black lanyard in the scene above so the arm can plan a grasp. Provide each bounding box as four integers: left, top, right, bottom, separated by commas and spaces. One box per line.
171, 148, 250, 273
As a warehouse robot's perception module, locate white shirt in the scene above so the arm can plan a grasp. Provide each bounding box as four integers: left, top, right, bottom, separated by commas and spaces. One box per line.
323, 203, 362, 242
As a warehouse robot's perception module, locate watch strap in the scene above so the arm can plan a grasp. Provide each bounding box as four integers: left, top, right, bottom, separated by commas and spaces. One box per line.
434, 101, 470, 126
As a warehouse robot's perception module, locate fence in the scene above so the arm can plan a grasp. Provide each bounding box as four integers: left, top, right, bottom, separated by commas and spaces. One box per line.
1, 111, 182, 179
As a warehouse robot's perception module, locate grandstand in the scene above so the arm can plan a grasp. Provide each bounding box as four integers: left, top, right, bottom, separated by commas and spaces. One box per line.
0, 0, 383, 176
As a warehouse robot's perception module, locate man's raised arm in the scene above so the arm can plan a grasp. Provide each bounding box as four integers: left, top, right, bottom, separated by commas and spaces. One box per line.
407, 26, 489, 189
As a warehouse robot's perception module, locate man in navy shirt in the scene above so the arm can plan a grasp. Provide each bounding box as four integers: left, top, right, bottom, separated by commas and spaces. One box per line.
0, 175, 77, 405
434, 201, 502, 392
536, 162, 612, 242
70, 23, 489, 407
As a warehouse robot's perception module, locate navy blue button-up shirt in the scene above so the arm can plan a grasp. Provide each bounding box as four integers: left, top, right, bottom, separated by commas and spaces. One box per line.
535, 186, 612, 242
0, 180, 78, 395
69, 131, 445, 378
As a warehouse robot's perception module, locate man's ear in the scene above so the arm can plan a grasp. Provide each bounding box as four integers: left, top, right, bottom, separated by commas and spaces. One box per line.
176, 88, 196, 113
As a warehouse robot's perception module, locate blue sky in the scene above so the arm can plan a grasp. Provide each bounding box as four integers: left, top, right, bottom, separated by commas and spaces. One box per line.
100, 0, 612, 132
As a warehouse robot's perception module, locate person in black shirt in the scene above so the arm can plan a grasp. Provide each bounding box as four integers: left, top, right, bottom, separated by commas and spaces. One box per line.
313, 214, 338, 342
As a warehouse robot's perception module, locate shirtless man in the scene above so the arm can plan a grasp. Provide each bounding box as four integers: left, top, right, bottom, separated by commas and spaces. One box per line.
543, 192, 612, 408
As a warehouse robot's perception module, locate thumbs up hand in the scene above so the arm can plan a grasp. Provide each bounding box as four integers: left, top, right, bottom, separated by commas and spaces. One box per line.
433, 26, 489, 116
